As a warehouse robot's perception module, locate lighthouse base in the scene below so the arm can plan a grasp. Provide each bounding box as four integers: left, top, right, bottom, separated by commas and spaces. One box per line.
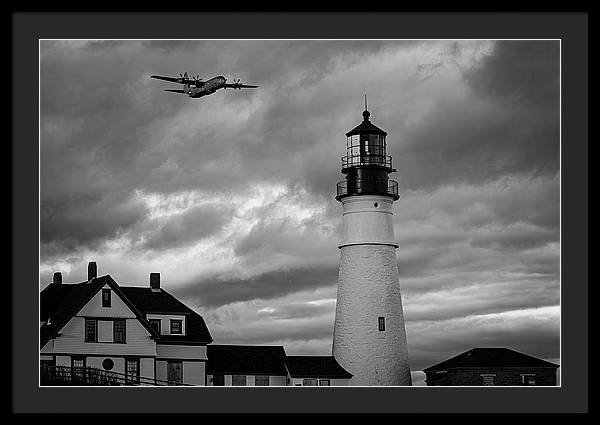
332, 244, 412, 386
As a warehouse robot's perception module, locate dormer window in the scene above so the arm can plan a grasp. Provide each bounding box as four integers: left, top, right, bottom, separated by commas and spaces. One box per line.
102, 289, 111, 307
170, 319, 182, 334
149, 319, 161, 334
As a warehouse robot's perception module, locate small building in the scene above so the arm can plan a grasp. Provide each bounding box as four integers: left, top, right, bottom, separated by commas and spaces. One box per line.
206, 344, 288, 386
423, 347, 559, 386
206, 345, 353, 386
284, 356, 352, 386
40, 262, 212, 386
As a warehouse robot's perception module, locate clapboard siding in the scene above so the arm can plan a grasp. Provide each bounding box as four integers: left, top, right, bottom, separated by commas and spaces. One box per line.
78, 284, 136, 318
155, 360, 167, 382
140, 358, 154, 381
184, 362, 205, 385
53, 316, 157, 356
86, 356, 126, 375
41, 339, 54, 353
156, 344, 207, 360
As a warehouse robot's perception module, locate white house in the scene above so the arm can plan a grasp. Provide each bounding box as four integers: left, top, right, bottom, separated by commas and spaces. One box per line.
40, 262, 352, 387
40, 262, 212, 385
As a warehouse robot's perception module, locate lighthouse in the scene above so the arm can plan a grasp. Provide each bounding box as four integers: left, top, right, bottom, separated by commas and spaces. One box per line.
332, 100, 412, 386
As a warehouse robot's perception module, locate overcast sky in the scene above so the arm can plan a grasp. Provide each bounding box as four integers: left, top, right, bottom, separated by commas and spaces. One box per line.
39, 40, 560, 385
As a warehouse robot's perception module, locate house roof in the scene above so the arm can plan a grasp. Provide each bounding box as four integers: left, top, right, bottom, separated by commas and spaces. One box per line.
40, 276, 113, 345
423, 348, 560, 372
40, 275, 212, 346
120, 286, 212, 344
284, 356, 352, 379
207, 345, 288, 376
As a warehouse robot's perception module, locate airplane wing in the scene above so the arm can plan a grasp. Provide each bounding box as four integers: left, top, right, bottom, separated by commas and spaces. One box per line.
151, 75, 183, 83
151, 75, 204, 87
224, 83, 259, 89
164, 89, 187, 94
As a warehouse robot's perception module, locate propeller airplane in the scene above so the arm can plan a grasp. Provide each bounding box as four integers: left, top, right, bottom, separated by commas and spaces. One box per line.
151, 72, 258, 98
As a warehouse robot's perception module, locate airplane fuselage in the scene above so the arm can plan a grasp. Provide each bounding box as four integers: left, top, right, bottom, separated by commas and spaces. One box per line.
185, 75, 227, 98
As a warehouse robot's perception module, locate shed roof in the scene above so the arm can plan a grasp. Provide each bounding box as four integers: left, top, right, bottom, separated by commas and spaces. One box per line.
423, 348, 560, 372
207, 344, 288, 376
284, 356, 352, 379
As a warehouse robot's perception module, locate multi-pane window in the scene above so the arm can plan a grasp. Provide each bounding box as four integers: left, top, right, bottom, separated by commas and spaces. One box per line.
71, 357, 85, 381
170, 319, 182, 334
232, 375, 247, 386
255, 375, 269, 386
302, 378, 318, 386
113, 319, 126, 343
125, 358, 139, 384
102, 289, 111, 307
481, 374, 495, 386
149, 319, 161, 334
319, 379, 330, 386
378, 316, 385, 331
85, 318, 97, 342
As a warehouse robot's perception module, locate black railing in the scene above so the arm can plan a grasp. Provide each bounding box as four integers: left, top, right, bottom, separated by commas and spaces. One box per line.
40, 365, 192, 386
336, 179, 399, 200
342, 154, 392, 169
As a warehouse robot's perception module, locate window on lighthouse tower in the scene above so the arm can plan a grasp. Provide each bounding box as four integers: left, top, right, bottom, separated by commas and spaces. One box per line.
378, 317, 386, 331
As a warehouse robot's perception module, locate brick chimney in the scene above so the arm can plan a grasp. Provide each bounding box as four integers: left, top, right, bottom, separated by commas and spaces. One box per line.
52, 272, 62, 285
150, 273, 161, 292
88, 261, 97, 281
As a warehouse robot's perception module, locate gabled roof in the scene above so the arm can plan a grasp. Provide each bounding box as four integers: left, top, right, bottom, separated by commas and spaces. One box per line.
423, 348, 560, 372
40, 276, 122, 346
40, 275, 212, 346
120, 286, 212, 344
284, 356, 352, 379
207, 345, 288, 376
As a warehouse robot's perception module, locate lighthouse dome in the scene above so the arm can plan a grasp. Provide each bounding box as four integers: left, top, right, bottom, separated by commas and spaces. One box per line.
345, 110, 388, 137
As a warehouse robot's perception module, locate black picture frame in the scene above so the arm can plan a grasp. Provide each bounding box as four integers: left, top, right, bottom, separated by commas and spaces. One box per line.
13, 11, 587, 413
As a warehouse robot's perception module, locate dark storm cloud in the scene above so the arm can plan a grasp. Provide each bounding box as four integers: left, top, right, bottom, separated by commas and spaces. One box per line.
390, 40, 559, 192
407, 307, 560, 370
40, 191, 148, 256
142, 204, 233, 251
178, 264, 338, 308
40, 40, 560, 372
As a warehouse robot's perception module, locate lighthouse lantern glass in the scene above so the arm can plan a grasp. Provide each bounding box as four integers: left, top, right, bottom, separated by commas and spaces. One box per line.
346, 134, 386, 166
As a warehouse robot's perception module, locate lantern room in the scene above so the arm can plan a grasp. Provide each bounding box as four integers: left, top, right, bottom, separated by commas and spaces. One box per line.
336, 105, 399, 201
342, 109, 391, 170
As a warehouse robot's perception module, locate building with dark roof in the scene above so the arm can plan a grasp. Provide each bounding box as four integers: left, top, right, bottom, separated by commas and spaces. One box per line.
206, 344, 288, 386
205, 346, 352, 386
285, 356, 352, 386
40, 262, 352, 386
40, 263, 212, 386
423, 347, 559, 386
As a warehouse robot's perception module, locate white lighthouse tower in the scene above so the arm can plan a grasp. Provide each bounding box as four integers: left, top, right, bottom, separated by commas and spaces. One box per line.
332, 100, 412, 386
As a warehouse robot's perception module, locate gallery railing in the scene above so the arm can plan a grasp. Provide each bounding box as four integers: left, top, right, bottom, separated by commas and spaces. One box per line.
40, 365, 193, 386
336, 178, 399, 200
341, 154, 393, 169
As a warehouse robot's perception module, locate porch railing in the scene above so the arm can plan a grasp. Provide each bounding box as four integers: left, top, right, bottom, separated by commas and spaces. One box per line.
40, 365, 193, 386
